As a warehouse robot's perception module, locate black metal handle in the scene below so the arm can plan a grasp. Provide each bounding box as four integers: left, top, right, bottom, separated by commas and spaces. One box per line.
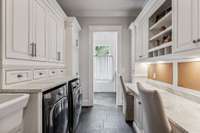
17, 74, 23, 78
138, 101, 142, 105
39, 72, 43, 75
34, 43, 37, 57
76, 40, 79, 47
29, 43, 34, 57
193, 40, 197, 43
57, 52, 61, 60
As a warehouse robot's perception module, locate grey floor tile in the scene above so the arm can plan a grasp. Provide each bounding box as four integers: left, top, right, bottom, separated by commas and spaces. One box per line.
75, 93, 136, 133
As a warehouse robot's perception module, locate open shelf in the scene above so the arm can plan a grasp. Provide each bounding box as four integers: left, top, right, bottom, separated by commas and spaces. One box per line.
148, 0, 172, 59
150, 11, 172, 30
150, 26, 172, 41
148, 46, 172, 58
149, 42, 172, 52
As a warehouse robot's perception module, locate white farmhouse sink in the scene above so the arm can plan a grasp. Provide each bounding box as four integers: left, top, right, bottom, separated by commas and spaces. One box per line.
0, 94, 29, 133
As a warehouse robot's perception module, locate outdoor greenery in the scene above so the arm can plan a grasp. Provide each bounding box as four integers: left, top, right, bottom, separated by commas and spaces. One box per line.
95, 45, 112, 56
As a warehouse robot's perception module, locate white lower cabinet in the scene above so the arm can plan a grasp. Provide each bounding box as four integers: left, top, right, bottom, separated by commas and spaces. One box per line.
134, 97, 144, 132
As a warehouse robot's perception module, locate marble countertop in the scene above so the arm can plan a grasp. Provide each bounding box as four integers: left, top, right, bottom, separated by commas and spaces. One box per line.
0, 78, 68, 93
126, 80, 200, 133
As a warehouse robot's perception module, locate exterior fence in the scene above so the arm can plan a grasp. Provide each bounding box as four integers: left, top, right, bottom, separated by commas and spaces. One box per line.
94, 55, 114, 81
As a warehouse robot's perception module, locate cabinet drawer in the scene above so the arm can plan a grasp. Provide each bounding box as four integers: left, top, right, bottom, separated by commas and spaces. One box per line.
34, 70, 48, 80
49, 69, 58, 76
6, 70, 32, 84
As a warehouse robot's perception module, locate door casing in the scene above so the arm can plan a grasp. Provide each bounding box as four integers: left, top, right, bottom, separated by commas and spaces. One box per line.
89, 25, 123, 106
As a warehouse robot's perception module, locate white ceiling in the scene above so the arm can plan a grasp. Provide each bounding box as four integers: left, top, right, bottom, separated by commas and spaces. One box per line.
57, 0, 145, 17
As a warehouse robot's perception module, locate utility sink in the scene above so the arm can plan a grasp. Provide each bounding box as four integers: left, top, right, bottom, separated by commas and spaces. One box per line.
0, 94, 29, 133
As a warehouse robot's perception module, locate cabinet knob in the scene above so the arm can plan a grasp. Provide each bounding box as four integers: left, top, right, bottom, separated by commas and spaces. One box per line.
138, 101, 142, 105
197, 39, 200, 42
17, 74, 23, 78
193, 40, 197, 43
39, 72, 43, 75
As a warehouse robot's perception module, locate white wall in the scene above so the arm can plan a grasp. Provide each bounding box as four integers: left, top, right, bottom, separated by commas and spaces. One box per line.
78, 17, 134, 106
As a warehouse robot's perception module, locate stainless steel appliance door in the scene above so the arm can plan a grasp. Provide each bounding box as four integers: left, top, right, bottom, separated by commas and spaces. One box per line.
50, 97, 68, 133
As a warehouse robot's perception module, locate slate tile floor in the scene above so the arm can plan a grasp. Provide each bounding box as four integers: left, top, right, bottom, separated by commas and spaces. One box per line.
75, 92, 136, 133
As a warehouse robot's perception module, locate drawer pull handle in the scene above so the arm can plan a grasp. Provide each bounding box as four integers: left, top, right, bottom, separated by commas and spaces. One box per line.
39, 73, 43, 75
61, 70, 63, 72
52, 71, 55, 74
17, 74, 23, 78
193, 40, 197, 43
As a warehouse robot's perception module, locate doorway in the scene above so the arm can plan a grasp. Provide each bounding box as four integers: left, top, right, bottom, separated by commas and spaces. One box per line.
89, 26, 123, 106
93, 32, 117, 106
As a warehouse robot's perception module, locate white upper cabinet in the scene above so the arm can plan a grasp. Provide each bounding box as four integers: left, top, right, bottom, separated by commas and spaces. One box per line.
135, 17, 148, 61
72, 32, 80, 77
197, 0, 200, 44
33, 0, 48, 61
56, 20, 65, 62
46, 11, 57, 62
174, 0, 200, 52
4, 0, 66, 64
65, 17, 81, 79
135, 23, 143, 61
6, 0, 32, 60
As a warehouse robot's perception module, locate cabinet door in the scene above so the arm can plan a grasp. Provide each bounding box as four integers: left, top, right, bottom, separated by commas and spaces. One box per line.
6, 0, 32, 59
72, 35, 80, 78
56, 21, 65, 63
134, 97, 143, 130
141, 18, 148, 58
34, 0, 47, 61
130, 25, 136, 80
135, 18, 148, 61
198, 0, 200, 43
135, 24, 143, 61
47, 12, 57, 62
175, 0, 198, 52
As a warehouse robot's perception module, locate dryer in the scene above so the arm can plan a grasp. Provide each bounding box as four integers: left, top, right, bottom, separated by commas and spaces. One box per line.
43, 83, 68, 133
68, 78, 82, 133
